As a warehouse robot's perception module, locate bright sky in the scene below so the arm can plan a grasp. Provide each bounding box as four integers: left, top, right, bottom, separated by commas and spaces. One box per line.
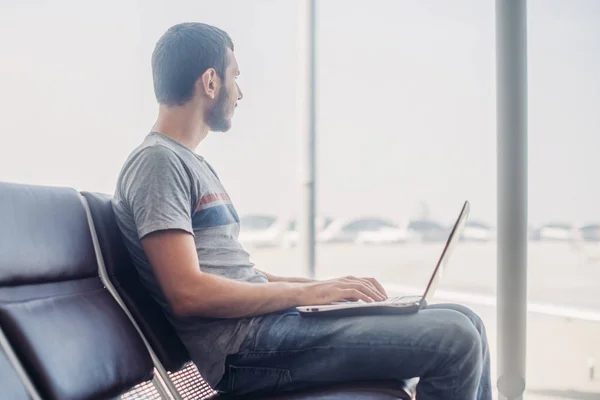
1, 0, 598, 227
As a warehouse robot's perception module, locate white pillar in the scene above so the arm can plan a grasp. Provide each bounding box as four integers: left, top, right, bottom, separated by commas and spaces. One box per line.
496, 1, 528, 399
297, 0, 317, 278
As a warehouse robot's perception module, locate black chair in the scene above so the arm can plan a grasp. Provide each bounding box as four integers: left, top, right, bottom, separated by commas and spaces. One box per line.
0, 183, 155, 400
0, 326, 41, 400
82, 192, 416, 400
82, 191, 215, 400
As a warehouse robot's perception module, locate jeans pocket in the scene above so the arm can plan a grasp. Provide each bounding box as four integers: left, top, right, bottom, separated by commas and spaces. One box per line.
228, 365, 294, 395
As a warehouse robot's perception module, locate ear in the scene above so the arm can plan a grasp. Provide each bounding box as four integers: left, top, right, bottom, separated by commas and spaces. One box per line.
197, 68, 218, 99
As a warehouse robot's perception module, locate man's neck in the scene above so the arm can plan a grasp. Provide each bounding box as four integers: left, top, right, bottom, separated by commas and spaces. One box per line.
152, 104, 209, 151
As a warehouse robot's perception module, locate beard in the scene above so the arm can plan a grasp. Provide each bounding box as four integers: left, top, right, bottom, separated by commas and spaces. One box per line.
206, 85, 232, 132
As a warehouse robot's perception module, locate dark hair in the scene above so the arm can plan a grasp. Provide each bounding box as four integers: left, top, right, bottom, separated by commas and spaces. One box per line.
151, 22, 234, 106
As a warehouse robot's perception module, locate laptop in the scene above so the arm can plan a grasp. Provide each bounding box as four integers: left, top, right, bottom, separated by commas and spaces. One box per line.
296, 201, 470, 317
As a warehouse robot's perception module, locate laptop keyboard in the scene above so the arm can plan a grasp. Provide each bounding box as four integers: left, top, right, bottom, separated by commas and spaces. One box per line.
335, 296, 419, 305
381, 296, 405, 304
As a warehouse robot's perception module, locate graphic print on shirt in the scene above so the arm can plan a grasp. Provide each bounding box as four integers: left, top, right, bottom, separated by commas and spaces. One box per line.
192, 192, 240, 229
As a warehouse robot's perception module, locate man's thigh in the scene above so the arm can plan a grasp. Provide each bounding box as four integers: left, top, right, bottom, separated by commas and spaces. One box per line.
221, 305, 479, 394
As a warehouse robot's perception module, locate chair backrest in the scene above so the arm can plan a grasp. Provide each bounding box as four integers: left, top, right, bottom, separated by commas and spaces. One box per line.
81, 191, 189, 372
0, 183, 154, 400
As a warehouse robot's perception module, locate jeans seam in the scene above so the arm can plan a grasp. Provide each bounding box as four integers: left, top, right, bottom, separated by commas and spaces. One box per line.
239, 344, 455, 357
227, 364, 294, 394
235, 345, 464, 396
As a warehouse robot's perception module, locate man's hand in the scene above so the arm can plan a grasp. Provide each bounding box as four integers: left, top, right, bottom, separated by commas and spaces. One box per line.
296, 276, 388, 305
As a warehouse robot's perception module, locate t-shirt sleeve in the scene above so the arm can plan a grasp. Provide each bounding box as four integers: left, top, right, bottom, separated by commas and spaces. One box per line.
122, 145, 194, 239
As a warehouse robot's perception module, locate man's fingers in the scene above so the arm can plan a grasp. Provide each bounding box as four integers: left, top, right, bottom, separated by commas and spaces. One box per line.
347, 282, 385, 301
364, 277, 388, 298
340, 276, 386, 301
360, 278, 387, 299
341, 288, 374, 303
344, 276, 386, 299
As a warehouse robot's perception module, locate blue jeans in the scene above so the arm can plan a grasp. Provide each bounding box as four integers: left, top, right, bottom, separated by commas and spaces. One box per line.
215, 303, 492, 400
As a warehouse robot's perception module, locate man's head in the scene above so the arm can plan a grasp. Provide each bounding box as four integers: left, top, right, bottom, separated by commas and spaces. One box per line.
152, 22, 243, 132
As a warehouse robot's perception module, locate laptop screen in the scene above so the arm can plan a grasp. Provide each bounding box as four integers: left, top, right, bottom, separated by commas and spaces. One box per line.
420, 201, 470, 308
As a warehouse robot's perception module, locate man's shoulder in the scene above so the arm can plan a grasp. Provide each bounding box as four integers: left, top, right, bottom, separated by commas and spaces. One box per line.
113, 134, 190, 203
127, 134, 185, 166
118, 135, 194, 182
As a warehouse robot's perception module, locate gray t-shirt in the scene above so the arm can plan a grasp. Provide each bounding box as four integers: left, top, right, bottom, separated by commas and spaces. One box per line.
112, 132, 268, 387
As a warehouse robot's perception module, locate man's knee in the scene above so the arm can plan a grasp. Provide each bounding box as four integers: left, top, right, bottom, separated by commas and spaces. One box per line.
433, 303, 487, 333
407, 310, 483, 383
445, 312, 483, 370
427, 310, 483, 368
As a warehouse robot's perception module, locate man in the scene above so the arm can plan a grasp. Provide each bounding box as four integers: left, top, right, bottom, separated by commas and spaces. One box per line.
112, 22, 491, 399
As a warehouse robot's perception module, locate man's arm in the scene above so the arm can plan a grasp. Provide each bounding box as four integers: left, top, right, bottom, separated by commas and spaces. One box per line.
258, 270, 388, 296
141, 230, 387, 319
127, 148, 386, 318
256, 270, 316, 284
